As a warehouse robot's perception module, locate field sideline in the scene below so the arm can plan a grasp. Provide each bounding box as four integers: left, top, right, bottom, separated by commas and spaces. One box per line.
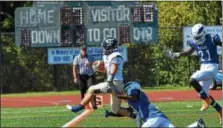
1, 86, 192, 97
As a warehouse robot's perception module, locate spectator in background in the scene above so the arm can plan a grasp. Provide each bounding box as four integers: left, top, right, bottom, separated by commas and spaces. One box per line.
73, 45, 97, 109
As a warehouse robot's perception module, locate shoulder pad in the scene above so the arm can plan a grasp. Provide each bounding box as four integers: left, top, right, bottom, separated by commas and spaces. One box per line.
108, 52, 123, 62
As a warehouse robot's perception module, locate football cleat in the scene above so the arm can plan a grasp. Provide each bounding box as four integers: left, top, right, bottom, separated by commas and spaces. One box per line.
197, 118, 206, 128
200, 97, 209, 111
104, 110, 110, 118
66, 105, 72, 110
66, 104, 84, 113
188, 118, 206, 128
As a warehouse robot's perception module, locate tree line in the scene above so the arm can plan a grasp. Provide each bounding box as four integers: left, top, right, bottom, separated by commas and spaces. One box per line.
1, 1, 222, 93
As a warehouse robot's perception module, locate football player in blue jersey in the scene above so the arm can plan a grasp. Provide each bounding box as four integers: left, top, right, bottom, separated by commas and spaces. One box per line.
167, 23, 222, 124
106, 81, 206, 128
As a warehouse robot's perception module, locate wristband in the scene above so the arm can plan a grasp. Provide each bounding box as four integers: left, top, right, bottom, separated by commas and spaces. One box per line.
107, 74, 115, 83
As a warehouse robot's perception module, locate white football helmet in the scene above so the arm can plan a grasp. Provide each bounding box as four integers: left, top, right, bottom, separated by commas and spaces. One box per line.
124, 81, 141, 95
191, 23, 206, 45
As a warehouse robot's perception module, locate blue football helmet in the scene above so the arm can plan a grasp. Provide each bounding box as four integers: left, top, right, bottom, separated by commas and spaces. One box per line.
101, 37, 118, 55
124, 81, 141, 96
191, 23, 206, 45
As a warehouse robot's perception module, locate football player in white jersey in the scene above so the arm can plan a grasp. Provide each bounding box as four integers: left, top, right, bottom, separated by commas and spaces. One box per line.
66, 38, 136, 119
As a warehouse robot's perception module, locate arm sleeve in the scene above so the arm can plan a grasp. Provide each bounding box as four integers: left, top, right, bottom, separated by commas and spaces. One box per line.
110, 56, 123, 64
188, 40, 197, 51
213, 34, 222, 46
73, 56, 78, 66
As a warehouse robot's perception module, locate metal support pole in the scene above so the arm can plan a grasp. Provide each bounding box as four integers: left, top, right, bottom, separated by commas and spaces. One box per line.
0, 5, 3, 94
53, 65, 58, 91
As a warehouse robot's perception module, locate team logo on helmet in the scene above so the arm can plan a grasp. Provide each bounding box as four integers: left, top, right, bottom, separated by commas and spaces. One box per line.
101, 37, 118, 55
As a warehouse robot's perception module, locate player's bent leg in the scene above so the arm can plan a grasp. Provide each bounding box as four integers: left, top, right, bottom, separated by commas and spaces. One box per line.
110, 81, 124, 114
87, 76, 97, 109
80, 82, 108, 106
189, 78, 209, 111
189, 70, 214, 111
104, 110, 124, 118
118, 107, 136, 119
66, 82, 108, 113
209, 95, 222, 124
111, 92, 121, 114
105, 107, 136, 119
106, 81, 134, 118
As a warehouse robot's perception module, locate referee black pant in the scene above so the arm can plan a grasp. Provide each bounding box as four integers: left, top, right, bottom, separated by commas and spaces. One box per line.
79, 74, 97, 109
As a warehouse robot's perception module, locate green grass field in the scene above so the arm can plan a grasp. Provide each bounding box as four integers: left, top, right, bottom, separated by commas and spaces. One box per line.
1, 101, 221, 127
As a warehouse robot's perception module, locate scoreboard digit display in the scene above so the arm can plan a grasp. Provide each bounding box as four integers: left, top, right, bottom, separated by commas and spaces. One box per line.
119, 25, 130, 44
60, 7, 72, 25
72, 7, 83, 25
131, 5, 143, 23
61, 27, 72, 46
20, 28, 31, 47
15, 1, 158, 47
60, 6, 84, 46
143, 4, 154, 23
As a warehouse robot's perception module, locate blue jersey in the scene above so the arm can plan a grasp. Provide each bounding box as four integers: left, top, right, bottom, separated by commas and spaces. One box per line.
188, 34, 220, 64
127, 89, 168, 122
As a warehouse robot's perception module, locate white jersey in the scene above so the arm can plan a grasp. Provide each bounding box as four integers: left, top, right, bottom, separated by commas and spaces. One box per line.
103, 52, 124, 81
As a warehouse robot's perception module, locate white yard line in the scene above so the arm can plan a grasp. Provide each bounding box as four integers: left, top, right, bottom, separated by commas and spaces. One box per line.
2, 99, 71, 106
1, 109, 68, 114
61, 109, 94, 128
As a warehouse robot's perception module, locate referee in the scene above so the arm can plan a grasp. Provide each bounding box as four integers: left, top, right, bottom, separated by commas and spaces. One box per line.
73, 45, 97, 109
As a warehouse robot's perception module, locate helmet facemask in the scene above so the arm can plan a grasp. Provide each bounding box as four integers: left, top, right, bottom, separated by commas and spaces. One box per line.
191, 24, 206, 45
101, 38, 118, 55
192, 31, 206, 45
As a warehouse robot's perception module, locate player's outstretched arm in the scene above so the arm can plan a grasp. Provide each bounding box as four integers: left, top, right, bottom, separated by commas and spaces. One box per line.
178, 48, 195, 57
164, 48, 194, 59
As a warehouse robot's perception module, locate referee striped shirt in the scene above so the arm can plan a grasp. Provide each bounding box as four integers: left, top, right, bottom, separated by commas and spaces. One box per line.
73, 55, 94, 76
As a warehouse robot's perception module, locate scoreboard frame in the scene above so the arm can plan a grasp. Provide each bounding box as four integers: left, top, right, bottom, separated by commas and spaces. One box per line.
15, 1, 158, 48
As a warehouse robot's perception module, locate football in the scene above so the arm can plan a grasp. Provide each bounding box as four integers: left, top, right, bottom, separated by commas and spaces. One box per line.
92, 60, 106, 73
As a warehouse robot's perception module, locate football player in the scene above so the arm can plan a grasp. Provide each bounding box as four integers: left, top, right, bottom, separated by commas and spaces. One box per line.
66, 37, 136, 119
166, 23, 222, 124
109, 81, 206, 128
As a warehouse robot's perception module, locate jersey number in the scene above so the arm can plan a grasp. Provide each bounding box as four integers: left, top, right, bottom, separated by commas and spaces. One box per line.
198, 50, 211, 61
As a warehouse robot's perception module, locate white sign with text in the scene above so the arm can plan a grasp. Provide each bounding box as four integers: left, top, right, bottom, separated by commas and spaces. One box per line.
48, 47, 128, 64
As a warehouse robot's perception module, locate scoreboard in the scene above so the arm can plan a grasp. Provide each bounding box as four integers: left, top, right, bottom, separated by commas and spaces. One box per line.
15, 1, 158, 47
